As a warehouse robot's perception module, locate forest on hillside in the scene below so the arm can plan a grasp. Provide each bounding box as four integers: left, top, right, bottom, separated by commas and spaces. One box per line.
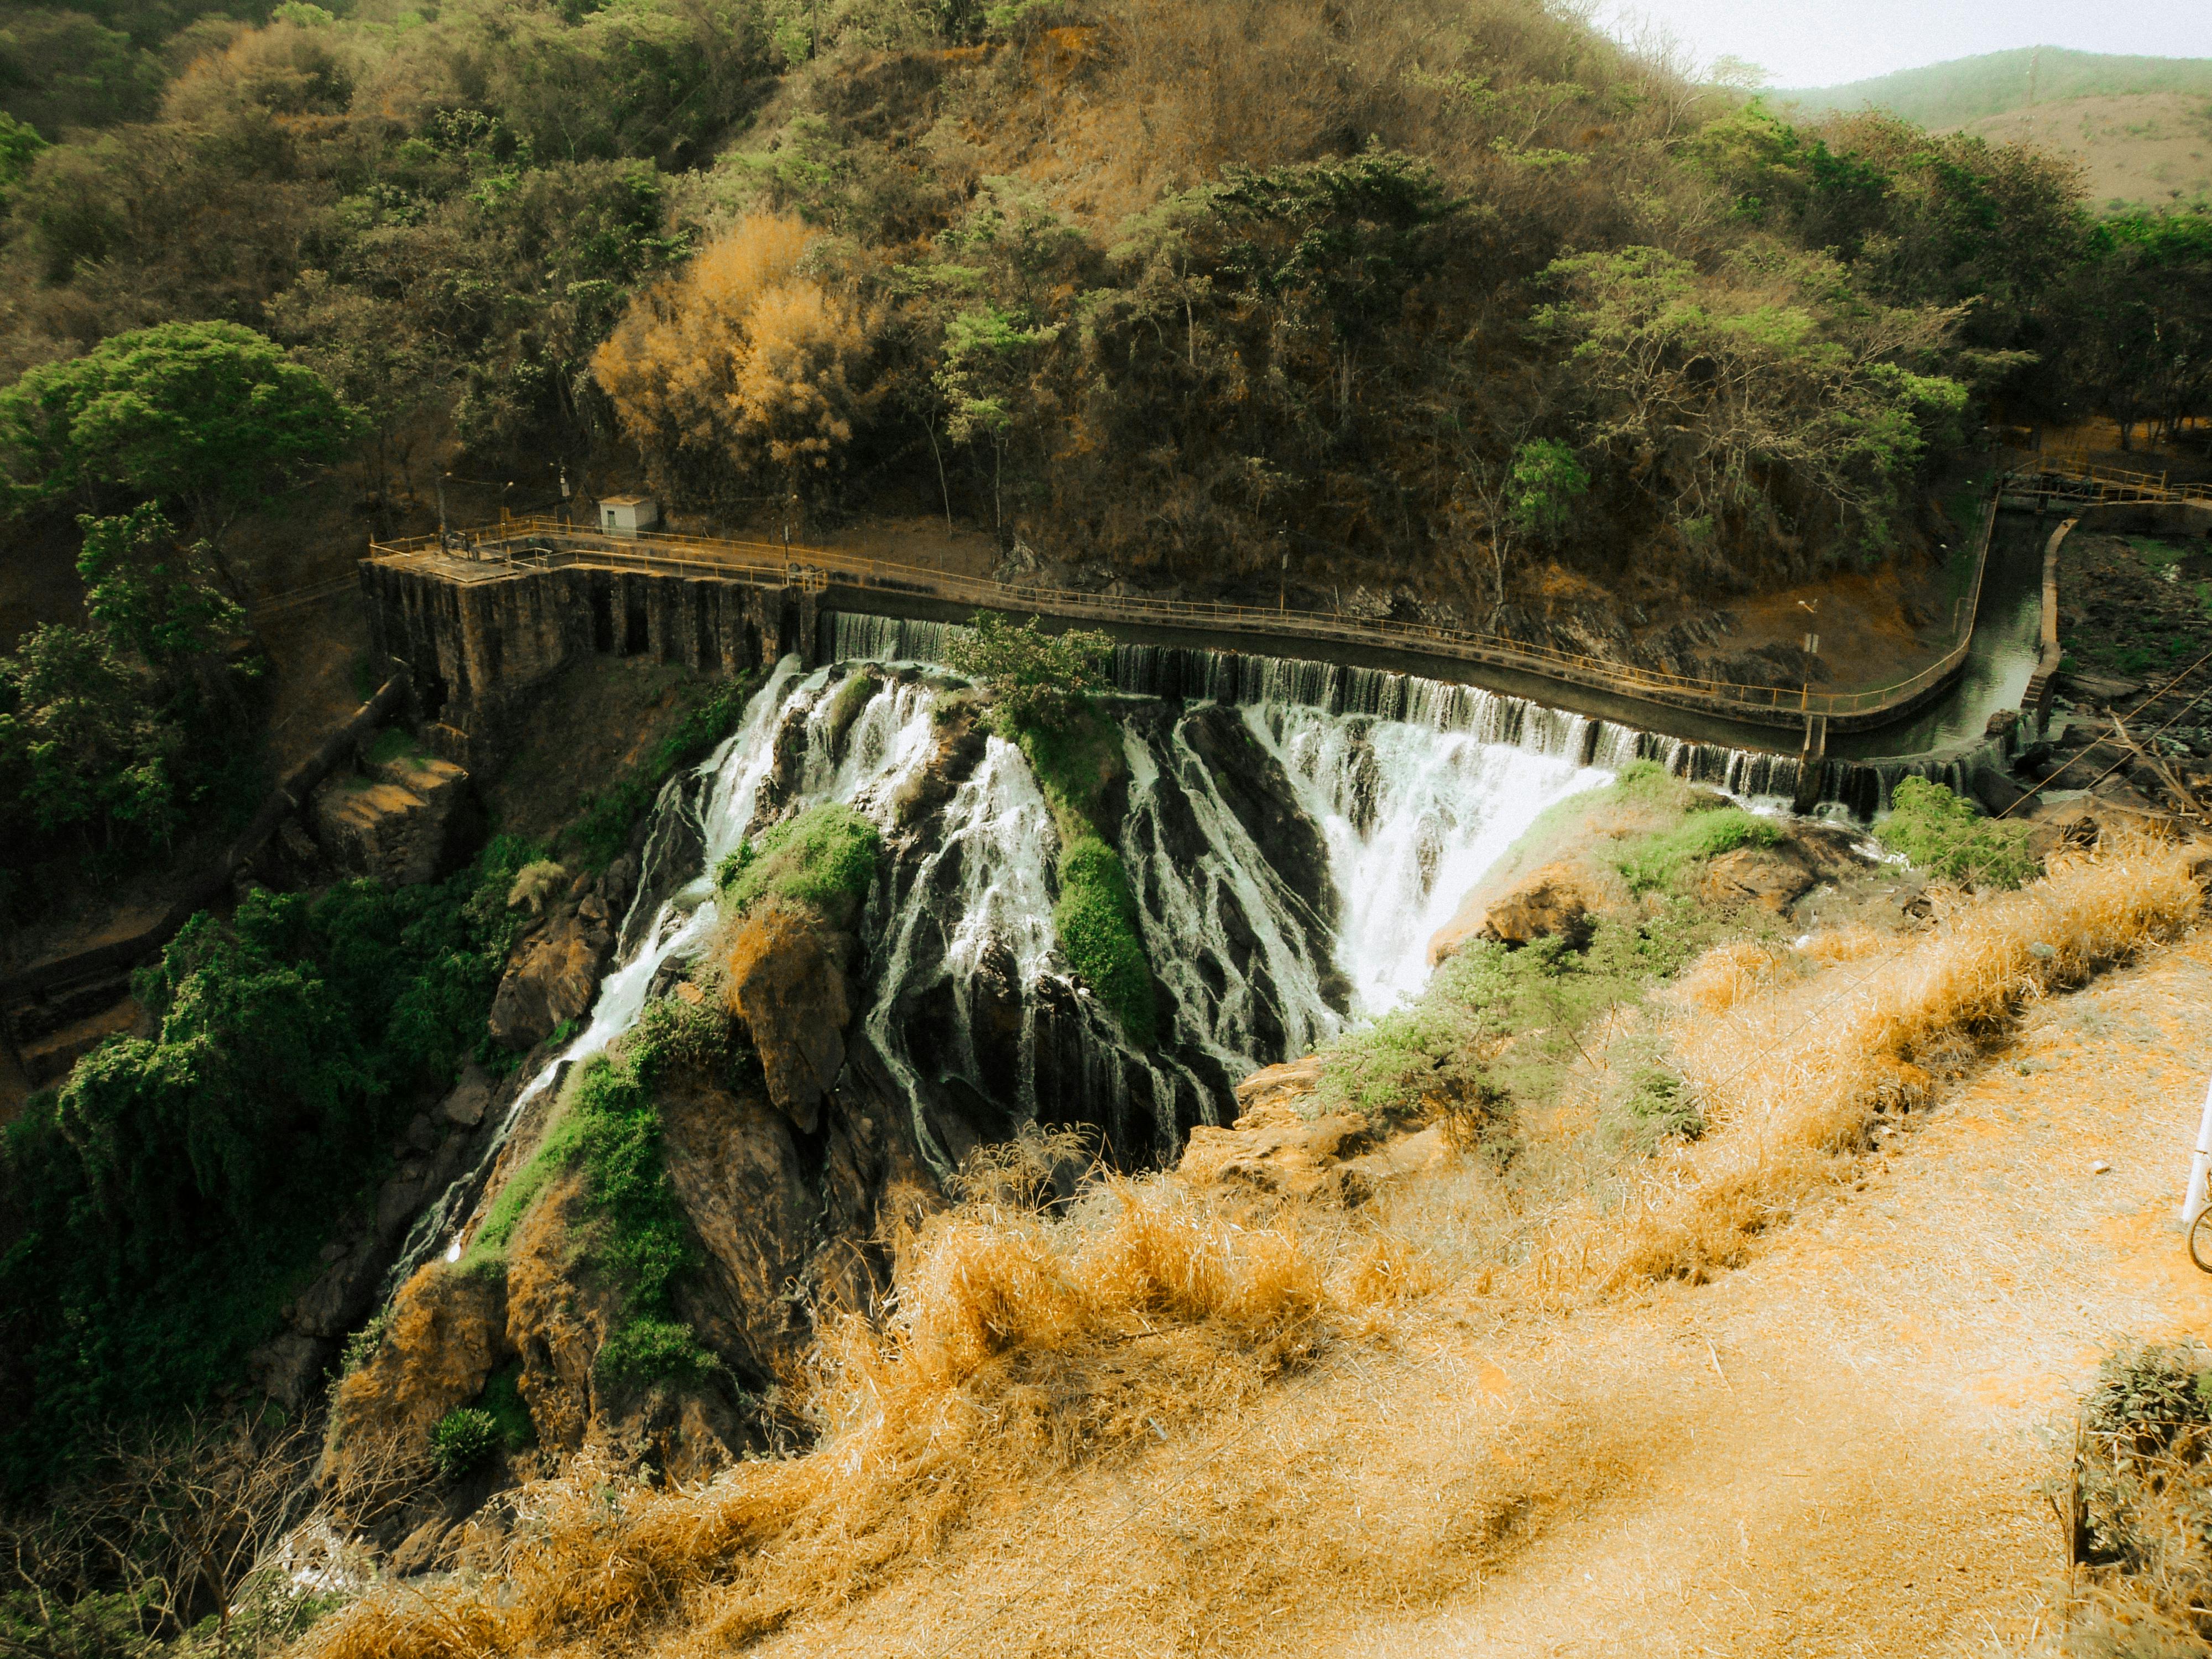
0, 0, 2209, 909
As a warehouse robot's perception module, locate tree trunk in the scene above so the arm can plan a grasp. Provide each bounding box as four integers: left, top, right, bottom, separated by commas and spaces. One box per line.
925, 420, 953, 532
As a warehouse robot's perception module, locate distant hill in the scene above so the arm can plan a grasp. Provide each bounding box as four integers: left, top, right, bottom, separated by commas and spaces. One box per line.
1776, 49, 2212, 212
1776, 48, 2212, 130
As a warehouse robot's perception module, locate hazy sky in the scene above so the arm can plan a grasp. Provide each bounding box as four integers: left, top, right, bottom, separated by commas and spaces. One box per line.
1598, 0, 2212, 91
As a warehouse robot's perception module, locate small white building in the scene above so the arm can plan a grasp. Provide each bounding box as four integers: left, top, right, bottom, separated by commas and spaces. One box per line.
598, 495, 660, 535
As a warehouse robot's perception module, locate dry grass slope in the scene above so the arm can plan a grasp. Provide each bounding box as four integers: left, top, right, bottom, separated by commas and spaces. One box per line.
301, 836, 2209, 1659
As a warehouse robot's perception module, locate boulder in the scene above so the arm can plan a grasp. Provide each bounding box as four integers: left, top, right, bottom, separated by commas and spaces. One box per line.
310, 753, 476, 886
1968, 763, 2030, 816
723, 898, 851, 1133
1477, 864, 1598, 950
656, 1075, 817, 1380
488, 910, 612, 1050
1697, 845, 1817, 913
1233, 1053, 1324, 1119
1178, 1092, 1372, 1203
441, 1065, 494, 1128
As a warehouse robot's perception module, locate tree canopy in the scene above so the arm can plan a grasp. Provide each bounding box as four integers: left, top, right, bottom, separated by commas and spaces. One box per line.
0, 320, 357, 534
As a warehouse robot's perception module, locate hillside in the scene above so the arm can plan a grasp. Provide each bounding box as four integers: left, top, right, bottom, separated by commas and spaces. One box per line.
2, 5, 2212, 1655
1778, 47, 2212, 131
1969, 92, 2212, 212
1778, 48, 2212, 212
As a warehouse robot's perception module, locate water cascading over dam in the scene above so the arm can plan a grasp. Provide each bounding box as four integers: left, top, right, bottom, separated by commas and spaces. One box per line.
390, 631, 1624, 1281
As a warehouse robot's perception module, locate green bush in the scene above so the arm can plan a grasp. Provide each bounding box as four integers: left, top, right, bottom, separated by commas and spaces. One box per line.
0, 836, 536, 1493
430, 1407, 500, 1481
2085, 1340, 2212, 1455
597, 1317, 719, 1387
716, 801, 882, 924
1875, 777, 2037, 889
1616, 807, 1780, 894
1318, 902, 1737, 1131
1616, 1065, 1703, 1147
944, 613, 1114, 734
1053, 836, 1156, 1042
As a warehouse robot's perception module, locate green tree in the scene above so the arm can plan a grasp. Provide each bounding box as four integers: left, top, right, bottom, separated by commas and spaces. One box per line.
0, 111, 42, 197
0, 321, 358, 545
936, 304, 1058, 542
2061, 210, 2212, 448
75, 505, 244, 670
943, 613, 1113, 733
1533, 247, 1966, 559
1505, 438, 1588, 541
0, 622, 179, 853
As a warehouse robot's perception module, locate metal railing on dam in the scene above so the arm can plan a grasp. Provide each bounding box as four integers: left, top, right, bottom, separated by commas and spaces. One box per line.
368, 488, 1999, 738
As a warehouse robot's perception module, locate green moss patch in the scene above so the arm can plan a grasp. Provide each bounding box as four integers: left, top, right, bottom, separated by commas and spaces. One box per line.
1052, 837, 1157, 1042
715, 801, 883, 926
1615, 807, 1781, 895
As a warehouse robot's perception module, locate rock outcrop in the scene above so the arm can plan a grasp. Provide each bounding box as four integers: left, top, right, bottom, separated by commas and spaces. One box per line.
488, 902, 613, 1050
1177, 1055, 1448, 1203
722, 897, 852, 1133
1696, 846, 1818, 913
1477, 863, 1599, 948
310, 753, 478, 886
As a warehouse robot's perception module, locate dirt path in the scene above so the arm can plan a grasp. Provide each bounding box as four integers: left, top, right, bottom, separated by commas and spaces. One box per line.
1350, 930, 2212, 1658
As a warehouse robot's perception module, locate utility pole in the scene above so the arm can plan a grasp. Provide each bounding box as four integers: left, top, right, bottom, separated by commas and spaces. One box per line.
1797, 597, 1820, 713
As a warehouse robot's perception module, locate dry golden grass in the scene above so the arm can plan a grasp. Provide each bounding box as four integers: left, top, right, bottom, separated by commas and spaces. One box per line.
302, 1177, 1396, 1659
302, 836, 2205, 1659
1573, 833, 2206, 1292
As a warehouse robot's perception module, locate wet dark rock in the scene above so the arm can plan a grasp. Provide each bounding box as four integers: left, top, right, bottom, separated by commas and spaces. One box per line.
1176, 706, 1340, 940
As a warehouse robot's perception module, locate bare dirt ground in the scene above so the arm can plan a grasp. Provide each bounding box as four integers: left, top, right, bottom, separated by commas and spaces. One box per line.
740, 928, 2212, 1659
1350, 930, 2212, 1658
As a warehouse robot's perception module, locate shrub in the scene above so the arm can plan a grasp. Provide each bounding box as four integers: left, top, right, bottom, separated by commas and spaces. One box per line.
2084, 1340, 2212, 1460
507, 859, 568, 914
716, 802, 882, 925
1615, 807, 1779, 894
1054, 837, 1156, 1042
430, 1408, 500, 1482
1617, 1065, 1702, 1146
2066, 1339, 2212, 1646
598, 1318, 720, 1387
0, 836, 536, 1491
944, 613, 1114, 735
1875, 776, 2037, 889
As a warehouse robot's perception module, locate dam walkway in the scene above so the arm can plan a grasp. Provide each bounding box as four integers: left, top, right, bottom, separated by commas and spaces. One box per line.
366, 492, 1999, 747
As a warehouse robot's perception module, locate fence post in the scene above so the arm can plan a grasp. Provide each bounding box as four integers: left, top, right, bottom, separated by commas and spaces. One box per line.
2182, 1075, 2212, 1232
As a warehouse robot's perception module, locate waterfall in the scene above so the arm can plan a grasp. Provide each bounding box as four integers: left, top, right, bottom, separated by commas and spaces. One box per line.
403, 614, 1796, 1266
1245, 705, 1612, 1011
1109, 642, 1822, 808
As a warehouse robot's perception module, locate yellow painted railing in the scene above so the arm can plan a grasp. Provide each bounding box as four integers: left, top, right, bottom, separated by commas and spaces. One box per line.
2015, 455, 2212, 505
370, 492, 2000, 726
